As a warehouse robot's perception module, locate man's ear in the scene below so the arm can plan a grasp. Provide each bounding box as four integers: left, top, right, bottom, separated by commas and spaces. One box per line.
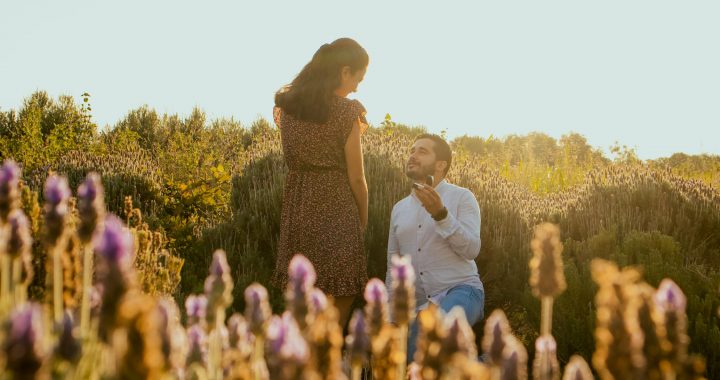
436, 161, 448, 174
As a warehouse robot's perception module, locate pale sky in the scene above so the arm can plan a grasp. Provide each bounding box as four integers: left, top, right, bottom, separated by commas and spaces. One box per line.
1, 1, 719, 159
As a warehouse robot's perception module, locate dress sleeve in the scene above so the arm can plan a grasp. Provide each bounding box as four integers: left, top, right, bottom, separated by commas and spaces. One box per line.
341, 99, 369, 143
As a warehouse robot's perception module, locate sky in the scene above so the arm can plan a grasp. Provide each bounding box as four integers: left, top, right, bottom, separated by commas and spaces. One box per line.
1, 1, 719, 160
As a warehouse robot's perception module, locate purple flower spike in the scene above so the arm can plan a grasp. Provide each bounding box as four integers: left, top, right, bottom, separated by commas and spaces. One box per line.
310, 288, 328, 313
391, 254, 415, 284
443, 307, 477, 357
77, 173, 105, 242
203, 250, 234, 320
7, 210, 32, 258
209, 250, 231, 278
0, 160, 21, 185
0, 160, 21, 219
93, 215, 134, 268
56, 312, 81, 363
78, 173, 102, 202
288, 254, 316, 290
3, 303, 45, 375
227, 313, 249, 349
185, 294, 208, 324
266, 315, 288, 354
654, 278, 687, 313
267, 312, 308, 362
346, 309, 370, 365
244, 283, 271, 335
186, 324, 207, 366
43, 175, 71, 207
364, 278, 388, 305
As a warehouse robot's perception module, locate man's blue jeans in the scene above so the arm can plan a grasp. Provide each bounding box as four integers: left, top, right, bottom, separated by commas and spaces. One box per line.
406, 284, 485, 363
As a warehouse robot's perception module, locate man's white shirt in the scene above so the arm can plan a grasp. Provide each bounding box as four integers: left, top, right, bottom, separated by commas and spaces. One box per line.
385, 179, 483, 313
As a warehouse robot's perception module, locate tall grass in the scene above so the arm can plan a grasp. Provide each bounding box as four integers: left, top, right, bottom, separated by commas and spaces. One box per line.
0, 160, 713, 379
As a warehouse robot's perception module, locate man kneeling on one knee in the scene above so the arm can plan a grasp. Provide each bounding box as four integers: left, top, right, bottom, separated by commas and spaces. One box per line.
385, 133, 485, 363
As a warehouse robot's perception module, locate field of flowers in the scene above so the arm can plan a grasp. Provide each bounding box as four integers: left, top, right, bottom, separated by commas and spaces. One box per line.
1, 92, 719, 378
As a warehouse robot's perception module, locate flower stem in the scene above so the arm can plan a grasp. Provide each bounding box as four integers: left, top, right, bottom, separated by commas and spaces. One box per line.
351, 363, 362, 380
12, 257, 23, 305
208, 308, 225, 380
397, 323, 408, 380
541, 296, 554, 336
53, 245, 63, 325
1, 253, 10, 314
80, 244, 93, 340
252, 336, 265, 380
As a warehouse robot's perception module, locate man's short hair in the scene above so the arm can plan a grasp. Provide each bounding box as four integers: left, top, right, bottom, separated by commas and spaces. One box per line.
414, 133, 452, 176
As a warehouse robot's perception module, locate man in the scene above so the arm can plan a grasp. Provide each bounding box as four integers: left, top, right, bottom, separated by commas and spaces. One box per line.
385, 133, 485, 363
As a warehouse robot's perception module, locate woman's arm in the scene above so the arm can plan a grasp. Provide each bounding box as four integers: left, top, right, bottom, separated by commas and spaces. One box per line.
344, 119, 368, 230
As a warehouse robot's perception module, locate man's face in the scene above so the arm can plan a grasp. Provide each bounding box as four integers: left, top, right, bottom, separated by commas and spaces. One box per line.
405, 138, 438, 180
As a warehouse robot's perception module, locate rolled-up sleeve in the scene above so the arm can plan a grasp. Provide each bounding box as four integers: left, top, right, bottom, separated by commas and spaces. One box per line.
434, 190, 481, 261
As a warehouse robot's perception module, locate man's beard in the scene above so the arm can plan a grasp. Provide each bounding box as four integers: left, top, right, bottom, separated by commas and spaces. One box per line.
405, 161, 434, 181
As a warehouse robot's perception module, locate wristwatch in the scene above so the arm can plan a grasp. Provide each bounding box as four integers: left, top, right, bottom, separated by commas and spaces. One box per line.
432, 207, 448, 221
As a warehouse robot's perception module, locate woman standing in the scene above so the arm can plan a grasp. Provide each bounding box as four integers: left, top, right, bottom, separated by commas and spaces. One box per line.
272, 38, 369, 327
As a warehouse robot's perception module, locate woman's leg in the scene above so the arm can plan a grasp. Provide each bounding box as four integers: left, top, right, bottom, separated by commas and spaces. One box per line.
335, 295, 356, 329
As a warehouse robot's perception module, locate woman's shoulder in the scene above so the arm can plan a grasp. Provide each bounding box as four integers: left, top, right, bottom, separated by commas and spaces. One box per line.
333, 96, 366, 113
333, 97, 368, 135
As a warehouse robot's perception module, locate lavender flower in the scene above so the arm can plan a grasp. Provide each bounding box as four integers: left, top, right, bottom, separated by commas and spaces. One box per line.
244, 283, 271, 337
266, 312, 309, 379
6, 210, 32, 259
93, 214, 135, 342
309, 288, 328, 314
2, 303, 45, 378
43, 174, 71, 246
93, 214, 134, 269
482, 309, 512, 366
186, 324, 208, 367
390, 254, 415, 325
55, 311, 81, 363
345, 309, 371, 367
364, 278, 389, 337
157, 298, 186, 372
532, 335, 559, 380
0, 159, 21, 222
288, 254, 316, 289
654, 278, 687, 313
655, 278, 689, 371
227, 313, 252, 350
529, 222, 566, 298
185, 294, 208, 327
77, 172, 105, 243
204, 250, 233, 327
501, 335, 528, 380
286, 254, 316, 329
561, 355, 593, 380
442, 306, 477, 359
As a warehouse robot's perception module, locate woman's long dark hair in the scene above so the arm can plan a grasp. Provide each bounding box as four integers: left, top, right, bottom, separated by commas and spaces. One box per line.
275, 38, 368, 124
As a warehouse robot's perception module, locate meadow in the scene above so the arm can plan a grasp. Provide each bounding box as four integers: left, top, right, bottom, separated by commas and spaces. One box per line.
1, 91, 719, 379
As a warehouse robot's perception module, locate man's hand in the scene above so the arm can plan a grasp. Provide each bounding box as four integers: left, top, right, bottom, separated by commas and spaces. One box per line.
414, 184, 445, 216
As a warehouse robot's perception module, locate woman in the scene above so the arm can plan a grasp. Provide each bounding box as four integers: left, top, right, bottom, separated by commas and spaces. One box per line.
272, 38, 369, 327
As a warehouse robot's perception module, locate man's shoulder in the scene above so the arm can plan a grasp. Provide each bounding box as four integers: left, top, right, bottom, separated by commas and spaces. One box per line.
392, 195, 413, 211
443, 182, 474, 197
442, 182, 480, 208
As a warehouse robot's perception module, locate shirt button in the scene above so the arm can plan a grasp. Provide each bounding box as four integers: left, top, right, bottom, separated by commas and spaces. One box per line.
418, 224, 422, 228
417, 248, 421, 252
